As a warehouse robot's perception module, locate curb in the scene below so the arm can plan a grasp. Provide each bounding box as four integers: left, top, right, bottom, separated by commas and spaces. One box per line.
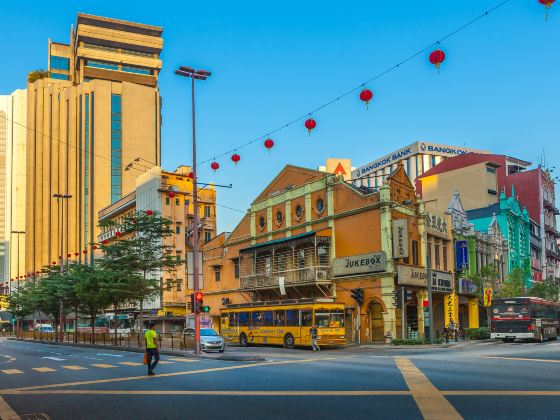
7, 338, 265, 362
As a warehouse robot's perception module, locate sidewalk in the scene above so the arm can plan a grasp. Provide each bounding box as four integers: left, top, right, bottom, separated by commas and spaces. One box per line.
7, 337, 266, 362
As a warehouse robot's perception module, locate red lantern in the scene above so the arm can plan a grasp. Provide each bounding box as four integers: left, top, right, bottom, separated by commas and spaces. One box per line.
52, 261, 57, 265
74, 252, 79, 256
102, 239, 109, 245
211, 161, 220, 172
115, 231, 122, 238
359, 88, 373, 109
539, 0, 556, 19
264, 138, 274, 150
67, 253, 71, 258
146, 210, 154, 216
93, 245, 98, 250
304, 118, 316, 135
83, 249, 88, 254
188, 171, 194, 179
36, 271, 40, 275
231, 153, 241, 166
168, 191, 176, 198
429, 49, 445, 71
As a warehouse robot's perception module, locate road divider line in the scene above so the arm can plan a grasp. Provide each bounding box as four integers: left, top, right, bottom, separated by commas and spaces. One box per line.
480, 356, 560, 363
395, 357, 462, 420
0, 389, 412, 396
0, 358, 318, 393
443, 390, 560, 396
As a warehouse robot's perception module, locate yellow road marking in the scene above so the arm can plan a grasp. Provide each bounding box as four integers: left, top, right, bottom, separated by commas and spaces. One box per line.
119, 362, 143, 366
395, 358, 462, 420
0, 394, 19, 420
1, 369, 23, 375
0, 389, 412, 396
92, 364, 117, 369
62, 365, 87, 370
480, 356, 560, 363
443, 391, 560, 396
32, 367, 57, 373
168, 358, 197, 362
1, 358, 317, 393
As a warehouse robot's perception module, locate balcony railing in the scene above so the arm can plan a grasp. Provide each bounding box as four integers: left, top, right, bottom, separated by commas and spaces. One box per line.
545, 224, 560, 238
240, 265, 332, 290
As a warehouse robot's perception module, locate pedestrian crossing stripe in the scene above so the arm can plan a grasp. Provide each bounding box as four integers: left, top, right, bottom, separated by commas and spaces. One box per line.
32, 367, 57, 373
91, 364, 117, 368
168, 358, 197, 362
119, 362, 143, 366
1, 369, 23, 375
157, 361, 174, 364
62, 366, 87, 370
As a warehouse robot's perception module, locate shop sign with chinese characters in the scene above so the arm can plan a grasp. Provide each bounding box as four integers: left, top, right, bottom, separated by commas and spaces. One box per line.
425, 211, 450, 239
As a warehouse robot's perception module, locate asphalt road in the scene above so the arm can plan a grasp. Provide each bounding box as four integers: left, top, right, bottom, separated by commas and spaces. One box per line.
2, 338, 560, 420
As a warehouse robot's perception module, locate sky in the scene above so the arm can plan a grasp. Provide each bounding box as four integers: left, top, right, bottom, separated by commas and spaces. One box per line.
2, 0, 559, 232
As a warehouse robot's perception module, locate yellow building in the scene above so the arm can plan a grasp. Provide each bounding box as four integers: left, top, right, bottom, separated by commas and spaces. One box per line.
0, 89, 27, 294
25, 14, 163, 274
97, 166, 217, 332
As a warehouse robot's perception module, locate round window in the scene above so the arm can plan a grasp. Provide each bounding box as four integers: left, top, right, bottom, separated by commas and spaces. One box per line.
316, 198, 325, 214
276, 211, 283, 224
259, 216, 266, 229
295, 204, 303, 219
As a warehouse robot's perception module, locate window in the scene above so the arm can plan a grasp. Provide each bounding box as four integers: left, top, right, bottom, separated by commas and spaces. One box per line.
204, 231, 212, 243
301, 310, 313, 326
175, 198, 180, 205
314, 311, 330, 328
443, 245, 448, 271
166, 197, 170, 205
110, 94, 122, 203
122, 65, 151, 75
259, 216, 266, 229
238, 312, 249, 326
486, 166, 496, 173
176, 282, 182, 292
83, 43, 118, 53
295, 204, 303, 219
274, 310, 286, 326
431, 156, 437, 168
488, 189, 497, 195
50, 55, 69, 70
263, 311, 273, 326
435, 243, 441, 269
175, 226, 180, 234
286, 310, 299, 326
228, 312, 239, 327
121, 48, 153, 58
214, 268, 221, 282
184, 199, 190, 206
276, 211, 283, 224
316, 198, 325, 214
204, 206, 211, 218
87, 60, 118, 71
50, 73, 69, 80
251, 312, 263, 327
234, 259, 240, 279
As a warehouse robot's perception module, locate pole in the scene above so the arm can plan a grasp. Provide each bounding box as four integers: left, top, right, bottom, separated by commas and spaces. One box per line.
16, 233, 20, 337
427, 255, 434, 344
191, 75, 201, 355
59, 197, 65, 342
401, 287, 406, 339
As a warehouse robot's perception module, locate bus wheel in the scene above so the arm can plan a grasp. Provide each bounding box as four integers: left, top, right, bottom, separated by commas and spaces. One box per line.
239, 333, 248, 347
283, 333, 295, 349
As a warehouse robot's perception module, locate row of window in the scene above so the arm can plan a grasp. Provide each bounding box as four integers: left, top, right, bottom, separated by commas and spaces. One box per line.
50, 73, 69, 80
223, 309, 344, 328
50, 55, 70, 70
427, 240, 448, 271
111, 94, 122, 203
83, 43, 154, 58
85, 60, 152, 75
164, 197, 212, 217
258, 199, 325, 229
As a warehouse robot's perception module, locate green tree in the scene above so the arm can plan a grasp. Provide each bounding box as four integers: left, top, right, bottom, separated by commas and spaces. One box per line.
497, 267, 526, 298
8, 281, 39, 335
467, 264, 499, 305
27, 70, 49, 83
528, 276, 559, 301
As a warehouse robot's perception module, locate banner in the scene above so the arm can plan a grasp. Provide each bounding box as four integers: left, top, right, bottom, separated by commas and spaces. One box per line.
455, 240, 469, 272
332, 252, 386, 276
392, 219, 409, 259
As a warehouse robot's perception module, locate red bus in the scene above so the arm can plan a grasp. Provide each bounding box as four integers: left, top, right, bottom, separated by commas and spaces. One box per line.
490, 297, 560, 342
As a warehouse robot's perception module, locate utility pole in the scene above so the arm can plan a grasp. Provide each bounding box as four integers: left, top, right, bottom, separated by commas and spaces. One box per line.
11, 230, 25, 337
401, 287, 406, 339
427, 255, 434, 344
175, 66, 211, 355
53, 193, 72, 342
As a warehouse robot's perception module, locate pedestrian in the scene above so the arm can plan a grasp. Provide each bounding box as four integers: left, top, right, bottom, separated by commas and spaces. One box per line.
145, 322, 159, 375
310, 323, 320, 352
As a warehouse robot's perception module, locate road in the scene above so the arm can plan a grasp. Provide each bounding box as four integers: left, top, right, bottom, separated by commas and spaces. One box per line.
1, 338, 560, 419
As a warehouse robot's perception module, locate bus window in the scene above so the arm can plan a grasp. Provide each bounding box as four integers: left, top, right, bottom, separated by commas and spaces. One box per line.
274, 310, 286, 326
314, 310, 330, 328
286, 310, 299, 326
221, 313, 229, 328
330, 310, 344, 327
301, 310, 313, 326
252, 312, 263, 327
239, 312, 249, 326
263, 311, 273, 326
229, 312, 239, 327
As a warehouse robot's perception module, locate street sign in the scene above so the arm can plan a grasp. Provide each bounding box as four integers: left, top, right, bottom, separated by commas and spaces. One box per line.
483, 288, 493, 307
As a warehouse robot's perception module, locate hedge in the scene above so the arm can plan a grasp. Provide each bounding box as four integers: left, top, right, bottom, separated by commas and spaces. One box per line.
464, 327, 490, 340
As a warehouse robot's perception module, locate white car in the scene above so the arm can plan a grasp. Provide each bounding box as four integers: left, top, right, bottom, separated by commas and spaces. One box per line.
199, 328, 226, 353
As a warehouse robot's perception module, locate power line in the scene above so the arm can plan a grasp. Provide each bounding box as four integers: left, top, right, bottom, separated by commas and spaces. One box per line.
199, 0, 512, 166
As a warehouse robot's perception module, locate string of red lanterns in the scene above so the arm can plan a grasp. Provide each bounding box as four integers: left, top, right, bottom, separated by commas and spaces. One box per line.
539, 0, 556, 19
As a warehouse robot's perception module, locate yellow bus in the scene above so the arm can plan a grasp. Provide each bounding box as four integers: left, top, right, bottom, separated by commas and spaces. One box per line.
220, 299, 346, 348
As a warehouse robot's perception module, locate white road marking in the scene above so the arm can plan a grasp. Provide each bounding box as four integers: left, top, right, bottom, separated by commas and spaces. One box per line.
96, 353, 124, 358
41, 356, 66, 361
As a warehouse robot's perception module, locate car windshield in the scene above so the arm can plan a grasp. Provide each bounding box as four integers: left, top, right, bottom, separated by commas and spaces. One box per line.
200, 328, 218, 336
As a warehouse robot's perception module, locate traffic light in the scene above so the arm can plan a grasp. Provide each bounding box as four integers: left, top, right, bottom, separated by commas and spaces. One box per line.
189, 293, 195, 313
405, 289, 413, 301
393, 289, 403, 309
194, 291, 210, 313
351, 288, 364, 306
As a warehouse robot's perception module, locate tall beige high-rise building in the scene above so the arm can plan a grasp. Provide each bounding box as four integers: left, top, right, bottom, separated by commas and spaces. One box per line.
26, 13, 163, 273
0, 89, 27, 293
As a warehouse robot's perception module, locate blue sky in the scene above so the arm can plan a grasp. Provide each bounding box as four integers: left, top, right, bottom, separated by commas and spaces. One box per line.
2, 0, 559, 232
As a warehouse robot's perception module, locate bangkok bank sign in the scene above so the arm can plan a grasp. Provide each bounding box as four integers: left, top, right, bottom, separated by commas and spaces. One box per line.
353, 141, 486, 178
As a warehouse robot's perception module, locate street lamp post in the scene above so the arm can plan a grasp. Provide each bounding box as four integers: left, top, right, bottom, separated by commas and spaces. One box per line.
175, 66, 212, 355
53, 193, 72, 342
11, 230, 25, 337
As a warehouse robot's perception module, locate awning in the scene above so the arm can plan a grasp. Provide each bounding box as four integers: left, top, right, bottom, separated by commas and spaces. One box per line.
239, 231, 316, 253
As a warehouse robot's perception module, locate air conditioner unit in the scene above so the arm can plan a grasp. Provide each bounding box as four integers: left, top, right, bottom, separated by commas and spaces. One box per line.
316, 269, 329, 280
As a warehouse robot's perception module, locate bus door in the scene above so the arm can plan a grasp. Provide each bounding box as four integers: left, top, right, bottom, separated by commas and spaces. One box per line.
300, 308, 313, 344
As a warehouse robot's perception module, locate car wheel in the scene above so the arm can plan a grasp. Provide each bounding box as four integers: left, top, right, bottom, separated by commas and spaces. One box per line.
283, 333, 295, 349
239, 333, 248, 347
219, 350, 225, 353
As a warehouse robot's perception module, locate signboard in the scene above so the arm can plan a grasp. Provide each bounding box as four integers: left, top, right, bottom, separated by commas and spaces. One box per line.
425, 211, 450, 238
483, 288, 493, 307
332, 252, 386, 277
187, 252, 204, 290
397, 266, 453, 293
392, 219, 409, 258
455, 240, 469, 272
458, 278, 477, 295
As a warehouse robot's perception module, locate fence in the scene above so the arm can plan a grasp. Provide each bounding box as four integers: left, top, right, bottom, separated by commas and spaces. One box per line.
17, 331, 195, 351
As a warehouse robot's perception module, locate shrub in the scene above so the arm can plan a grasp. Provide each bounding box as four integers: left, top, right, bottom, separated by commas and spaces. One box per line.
391, 338, 444, 345
464, 327, 490, 340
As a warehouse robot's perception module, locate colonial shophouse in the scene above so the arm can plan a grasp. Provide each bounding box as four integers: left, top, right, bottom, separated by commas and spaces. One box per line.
203, 163, 455, 343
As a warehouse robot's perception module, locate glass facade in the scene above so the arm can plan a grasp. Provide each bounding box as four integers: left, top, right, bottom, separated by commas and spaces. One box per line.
86, 60, 118, 71
50, 73, 69, 80
111, 94, 122, 203
122, 65, 151, 75
50, 55, 70, 70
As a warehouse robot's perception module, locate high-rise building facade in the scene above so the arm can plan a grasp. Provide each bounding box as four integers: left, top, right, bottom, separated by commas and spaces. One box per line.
0, 89, 27, 294
26, 14, 163, 273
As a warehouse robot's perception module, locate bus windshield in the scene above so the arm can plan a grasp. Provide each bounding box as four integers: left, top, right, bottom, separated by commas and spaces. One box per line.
314, 310, 345, 328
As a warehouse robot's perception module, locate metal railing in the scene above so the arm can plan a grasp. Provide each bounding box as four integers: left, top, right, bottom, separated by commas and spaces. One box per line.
18, 330, 195, 351
240, 266, 332, 290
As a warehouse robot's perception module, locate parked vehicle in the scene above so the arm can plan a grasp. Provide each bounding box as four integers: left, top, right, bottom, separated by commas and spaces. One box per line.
34, 323, 54, 333
199, 328, 225, 353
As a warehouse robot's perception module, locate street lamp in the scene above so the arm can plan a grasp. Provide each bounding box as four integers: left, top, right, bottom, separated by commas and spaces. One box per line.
11, 230, 25, 337
53, 193, 72, 341
175, 66, 211, 355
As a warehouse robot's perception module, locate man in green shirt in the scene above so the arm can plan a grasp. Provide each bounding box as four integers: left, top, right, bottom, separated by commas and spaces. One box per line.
145, 322, 159, 375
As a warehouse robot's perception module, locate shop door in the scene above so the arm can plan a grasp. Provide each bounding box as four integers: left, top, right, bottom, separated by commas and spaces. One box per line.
369, 301, 385, 342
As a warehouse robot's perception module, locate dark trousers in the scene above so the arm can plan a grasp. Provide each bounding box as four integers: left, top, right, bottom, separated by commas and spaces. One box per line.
147, 348, 159, 372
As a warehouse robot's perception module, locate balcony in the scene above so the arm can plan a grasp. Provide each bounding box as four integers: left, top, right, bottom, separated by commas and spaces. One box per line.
545, 224, 560, 238
240, 266, 332, 290
546, 248, 559, 260
543, 199, 560, 215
